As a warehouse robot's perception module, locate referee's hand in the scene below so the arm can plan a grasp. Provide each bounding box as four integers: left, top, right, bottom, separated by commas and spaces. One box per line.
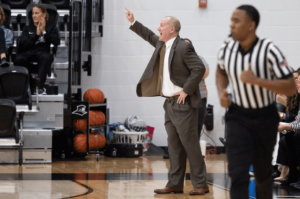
220, 89, 230, 108
240, 63, 258, 85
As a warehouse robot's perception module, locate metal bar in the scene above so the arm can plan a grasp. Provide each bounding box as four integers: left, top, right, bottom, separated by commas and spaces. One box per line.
68, 4, 72, 109
87, 100, 90, 153
85, 0, 92, 51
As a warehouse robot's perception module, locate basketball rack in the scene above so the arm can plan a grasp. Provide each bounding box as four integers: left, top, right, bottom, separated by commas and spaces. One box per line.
67, 99, 109, 161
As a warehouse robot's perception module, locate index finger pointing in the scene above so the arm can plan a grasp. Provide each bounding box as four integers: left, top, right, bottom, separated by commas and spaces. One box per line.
125, 7, 131, 13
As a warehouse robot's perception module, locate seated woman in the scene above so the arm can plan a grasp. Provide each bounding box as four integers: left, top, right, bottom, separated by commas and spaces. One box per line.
0, 7, 13, 49
278, 71, 300, 186
13, 4, 60, 95
275, 91, 299, 182
0, 6, 11, 67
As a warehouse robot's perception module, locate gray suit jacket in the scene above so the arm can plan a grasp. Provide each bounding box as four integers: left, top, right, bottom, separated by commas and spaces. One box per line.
130, 21, 205, 108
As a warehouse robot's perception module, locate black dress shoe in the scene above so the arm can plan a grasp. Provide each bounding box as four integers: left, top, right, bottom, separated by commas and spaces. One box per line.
0, 58, 9, 67
272, 170, 281, 179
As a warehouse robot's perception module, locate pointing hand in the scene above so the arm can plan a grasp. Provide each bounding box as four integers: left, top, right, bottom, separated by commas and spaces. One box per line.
125, 7, 135, 24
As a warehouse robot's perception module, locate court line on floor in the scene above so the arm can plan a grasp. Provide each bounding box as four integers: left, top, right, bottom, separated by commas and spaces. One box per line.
206, 181, 229, 192
2, 173, 299, 198
61, 180, 94, 199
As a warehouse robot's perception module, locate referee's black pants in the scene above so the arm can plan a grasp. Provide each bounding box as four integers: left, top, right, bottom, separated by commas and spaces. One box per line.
225, 103, 279, 199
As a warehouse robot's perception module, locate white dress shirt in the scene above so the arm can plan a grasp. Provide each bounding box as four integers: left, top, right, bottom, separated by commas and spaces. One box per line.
161, 37, 183, 97
131, 20, 183, 97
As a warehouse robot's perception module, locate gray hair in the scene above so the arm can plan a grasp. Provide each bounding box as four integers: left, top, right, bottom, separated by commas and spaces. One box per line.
165, 16, 181, 34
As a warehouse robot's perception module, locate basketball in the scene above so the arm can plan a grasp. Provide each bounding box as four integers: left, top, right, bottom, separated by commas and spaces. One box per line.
73, 133, 106, 153
73, 134, 87, 153
74, 111, 106, 129
89, 110, 106, 126
74, 119, 87, 130
89, 133, 106, 149
84, 89, 105, 104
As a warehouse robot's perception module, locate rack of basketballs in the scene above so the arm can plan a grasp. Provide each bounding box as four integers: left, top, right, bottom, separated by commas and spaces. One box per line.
71, 88, 108, 161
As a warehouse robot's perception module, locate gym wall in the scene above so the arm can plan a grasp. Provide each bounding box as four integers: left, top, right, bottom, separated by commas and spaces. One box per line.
81, 0, 300, 147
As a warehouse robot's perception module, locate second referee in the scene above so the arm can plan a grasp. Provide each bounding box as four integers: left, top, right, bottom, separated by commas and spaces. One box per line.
216, 5, 296, 199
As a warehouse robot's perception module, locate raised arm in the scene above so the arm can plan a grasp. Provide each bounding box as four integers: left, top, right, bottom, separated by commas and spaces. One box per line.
125, 7, 159, 47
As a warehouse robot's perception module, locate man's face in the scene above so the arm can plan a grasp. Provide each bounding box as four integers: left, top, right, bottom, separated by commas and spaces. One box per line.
157, 17, 173, 42
230, 9, 253, 41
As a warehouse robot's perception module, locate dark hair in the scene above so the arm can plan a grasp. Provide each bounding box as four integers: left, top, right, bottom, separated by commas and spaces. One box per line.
33, 4, 49, 21
287, 93, 298, 114
237, 5, 260, 29
296, 67, 300, 75
182, 38, 193, 45
0, 7, 5, 26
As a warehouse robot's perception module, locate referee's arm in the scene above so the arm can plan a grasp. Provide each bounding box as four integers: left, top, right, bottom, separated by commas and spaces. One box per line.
216, 67, 230, 108
240, 64, 296, 97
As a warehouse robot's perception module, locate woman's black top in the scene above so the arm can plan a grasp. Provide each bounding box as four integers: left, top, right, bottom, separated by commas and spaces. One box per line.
18, 23, 60, 53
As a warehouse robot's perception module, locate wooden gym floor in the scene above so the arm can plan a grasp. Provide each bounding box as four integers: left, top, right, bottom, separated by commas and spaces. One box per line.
0, 154, 298, 198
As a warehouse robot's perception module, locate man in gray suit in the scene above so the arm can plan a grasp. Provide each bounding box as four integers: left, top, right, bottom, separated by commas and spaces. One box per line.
125, 8, 208, 195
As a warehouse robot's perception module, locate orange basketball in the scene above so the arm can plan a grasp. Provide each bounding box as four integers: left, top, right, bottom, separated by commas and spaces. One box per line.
73, 134, 88, 153
89, 110, 106, 126
84, 89, 105, 104
89, 133, 106, 149
73, 133, 106, 153
74, 111, 106, 129
74, 119, 87, 130
89, 111, 97, 126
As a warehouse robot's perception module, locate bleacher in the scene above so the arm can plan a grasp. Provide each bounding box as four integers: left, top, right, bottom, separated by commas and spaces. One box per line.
0, 0, 103, 164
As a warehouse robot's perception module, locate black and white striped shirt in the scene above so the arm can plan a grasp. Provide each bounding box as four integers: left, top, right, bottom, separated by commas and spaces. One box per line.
218, 38, 293, 109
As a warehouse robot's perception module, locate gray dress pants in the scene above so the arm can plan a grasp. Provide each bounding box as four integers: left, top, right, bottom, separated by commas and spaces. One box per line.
164, 98, 207, 189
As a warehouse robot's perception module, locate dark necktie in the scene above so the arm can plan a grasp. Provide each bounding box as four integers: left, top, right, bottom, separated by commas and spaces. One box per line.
157, 45, 166, 95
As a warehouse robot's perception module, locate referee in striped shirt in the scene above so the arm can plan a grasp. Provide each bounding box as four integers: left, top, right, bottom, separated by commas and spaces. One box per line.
216, 5, 296, 199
